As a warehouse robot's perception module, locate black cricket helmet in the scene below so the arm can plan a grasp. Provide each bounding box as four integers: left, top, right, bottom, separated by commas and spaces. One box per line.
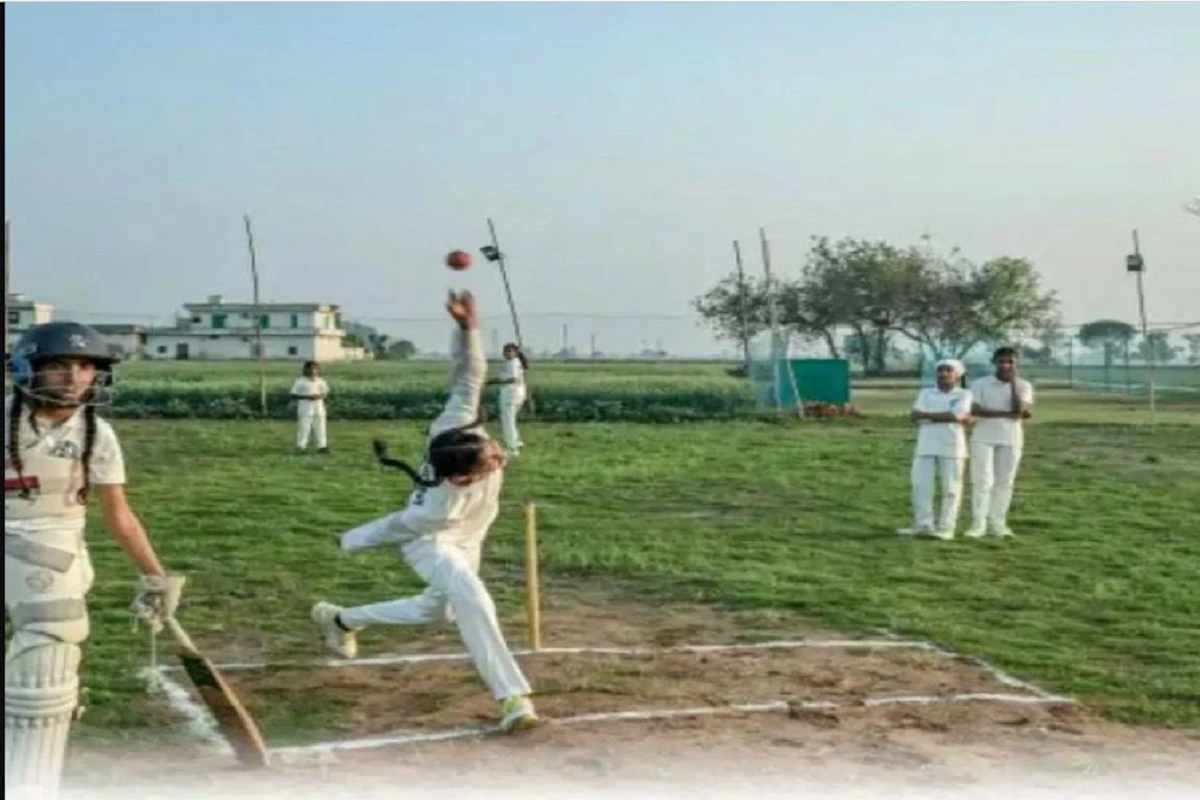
8, 321, 119, 406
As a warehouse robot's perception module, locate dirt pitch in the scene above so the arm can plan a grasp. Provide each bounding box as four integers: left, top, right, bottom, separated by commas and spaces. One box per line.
64, 583, 1200, 798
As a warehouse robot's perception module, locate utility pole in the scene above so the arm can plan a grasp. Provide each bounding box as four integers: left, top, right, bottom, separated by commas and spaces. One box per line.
1127, 229, 1155, 420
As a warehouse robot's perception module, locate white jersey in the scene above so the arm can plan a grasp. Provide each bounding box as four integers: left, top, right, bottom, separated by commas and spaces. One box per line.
4, 396, 126, 524
500, 357, 526, 401
291, 377, 329, 414
342, 328, 501, 552
969, 375, 1033, 448
912, 387, 972, 459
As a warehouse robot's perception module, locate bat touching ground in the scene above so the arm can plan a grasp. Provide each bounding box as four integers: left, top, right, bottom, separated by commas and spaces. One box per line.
165, 617, 269, 768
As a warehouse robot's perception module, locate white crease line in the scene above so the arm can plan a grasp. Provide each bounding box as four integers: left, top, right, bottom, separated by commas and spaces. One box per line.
168, 639, 927, 673
875, 630, 1061, 700
270, 693, 1073, 757
141, 667, 233, 756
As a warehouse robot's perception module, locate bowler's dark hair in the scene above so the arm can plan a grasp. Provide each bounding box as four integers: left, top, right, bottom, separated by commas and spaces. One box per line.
302, 360, 319, 375
372, 411, 491, 488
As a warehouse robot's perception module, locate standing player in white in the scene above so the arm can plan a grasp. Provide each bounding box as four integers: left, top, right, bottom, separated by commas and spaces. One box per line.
899, 359, 973, 540
291, 360, 329, 454
965, 347, 1034, 538
311, 291, 538, 733
5, 322, 184, 799
487, 342, 528, 456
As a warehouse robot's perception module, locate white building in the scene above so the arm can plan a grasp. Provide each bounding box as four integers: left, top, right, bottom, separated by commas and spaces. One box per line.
6, 293, 54, 350
145, 295, 359, 361
92, 324, 149, 360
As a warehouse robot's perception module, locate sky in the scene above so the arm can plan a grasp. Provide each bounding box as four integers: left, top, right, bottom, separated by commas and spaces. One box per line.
5, 1, 1199, 357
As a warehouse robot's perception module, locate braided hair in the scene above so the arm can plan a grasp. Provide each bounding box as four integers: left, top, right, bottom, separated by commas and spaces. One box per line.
372, 411, 491, 489
7, 365, 101, 505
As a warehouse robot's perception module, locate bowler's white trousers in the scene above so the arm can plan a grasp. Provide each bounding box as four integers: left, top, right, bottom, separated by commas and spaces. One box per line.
339, 527, 531, 702
911, 456, 966, 533
969, 441, 1022, 529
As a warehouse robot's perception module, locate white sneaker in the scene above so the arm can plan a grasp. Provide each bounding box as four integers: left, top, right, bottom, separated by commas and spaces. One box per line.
963, 524, 988, 539
931, 529, 955, 540
498, 695, 539, 733
312, 601, 359, 659
897, 524, 934, 536
992, 525, 1016, 538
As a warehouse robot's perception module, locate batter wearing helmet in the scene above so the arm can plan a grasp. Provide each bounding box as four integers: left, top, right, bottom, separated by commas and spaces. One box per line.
5, 322, 184, 799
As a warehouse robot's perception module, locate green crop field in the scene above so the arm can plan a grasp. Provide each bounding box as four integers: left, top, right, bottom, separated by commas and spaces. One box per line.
15, 362, 1195, 752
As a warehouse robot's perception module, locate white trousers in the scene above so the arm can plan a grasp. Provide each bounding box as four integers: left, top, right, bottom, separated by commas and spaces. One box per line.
339, 535, 532, 702
499, 390, 524, 452
297, 409, 327, 449
911, 455, 966, 532
969, 441, 1023, 528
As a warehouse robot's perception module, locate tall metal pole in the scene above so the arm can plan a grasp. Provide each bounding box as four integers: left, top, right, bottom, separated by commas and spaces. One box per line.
1132, 230, 1156, 419
487, 218, 525, 350
486, 218, 534, 415
760, 227, 803, 416
244, 214, 268, 418
732, 240, 751, 372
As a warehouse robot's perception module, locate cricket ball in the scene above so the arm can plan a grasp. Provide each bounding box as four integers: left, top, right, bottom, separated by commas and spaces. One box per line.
445, 250, 472, 271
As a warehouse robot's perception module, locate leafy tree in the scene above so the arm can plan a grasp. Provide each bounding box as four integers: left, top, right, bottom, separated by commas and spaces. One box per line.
387, 339, 417, 360
895, 253, 1060, 360
1077, 319, 1136, 374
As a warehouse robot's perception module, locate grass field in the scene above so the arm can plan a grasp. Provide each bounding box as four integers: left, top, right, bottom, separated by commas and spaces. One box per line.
28, 370, 1194, 751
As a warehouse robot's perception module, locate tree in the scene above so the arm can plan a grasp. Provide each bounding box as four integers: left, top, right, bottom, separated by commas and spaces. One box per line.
1183, 333, 1200, 365
387, 339, 417, 360
1137, 332, 1179, 364
1077, 320, 1136, 373
801, 237, 923, 374
366, 333, 390, 359
343, 333, 365, 348
1185, 198, 1200, 218
894, 253, 1060, 361
693, 273, 770, 360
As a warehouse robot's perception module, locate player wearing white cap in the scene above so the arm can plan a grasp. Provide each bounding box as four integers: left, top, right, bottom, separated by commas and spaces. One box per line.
899, 358, 973, 540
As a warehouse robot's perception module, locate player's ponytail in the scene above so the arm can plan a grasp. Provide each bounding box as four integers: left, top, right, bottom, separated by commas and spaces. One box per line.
76, 403, 98, 504
372, 411, 491, 488
8, 390, 31, 500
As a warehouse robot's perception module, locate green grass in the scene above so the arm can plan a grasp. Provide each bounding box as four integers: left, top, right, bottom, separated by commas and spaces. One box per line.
33, 378, 1196, 748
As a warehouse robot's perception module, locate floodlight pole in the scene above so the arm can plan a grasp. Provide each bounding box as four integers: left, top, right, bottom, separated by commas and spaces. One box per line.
1130, 230, 1156, 421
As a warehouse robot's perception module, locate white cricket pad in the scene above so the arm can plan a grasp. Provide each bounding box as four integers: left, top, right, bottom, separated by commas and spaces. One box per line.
4, 641, 82, 798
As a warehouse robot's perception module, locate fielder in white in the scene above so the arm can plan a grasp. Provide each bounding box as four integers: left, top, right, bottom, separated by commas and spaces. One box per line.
291, 361, 330, 453
311, 291, 538, 733
966, 346, 1034, 538
899, 358, 972, 540
5, 322, 183, 799
487, 342, 528, 456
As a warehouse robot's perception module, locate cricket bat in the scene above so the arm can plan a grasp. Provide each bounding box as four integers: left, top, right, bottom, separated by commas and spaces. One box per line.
165, 617, 269, 768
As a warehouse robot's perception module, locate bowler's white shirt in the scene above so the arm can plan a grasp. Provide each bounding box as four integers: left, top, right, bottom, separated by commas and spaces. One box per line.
968, 375, 1033, 448
291, 377, 329, 414
912, 387, 972, 459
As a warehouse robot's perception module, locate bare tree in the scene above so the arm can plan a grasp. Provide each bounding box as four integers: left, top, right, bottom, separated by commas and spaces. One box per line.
1186, 198, 1200, 218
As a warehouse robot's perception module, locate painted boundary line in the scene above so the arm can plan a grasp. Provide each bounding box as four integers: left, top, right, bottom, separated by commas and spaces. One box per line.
272, 692, 1073, 760
870, 629, 1061, 700
161, 638, 927, 674
147, 635, 1074, 760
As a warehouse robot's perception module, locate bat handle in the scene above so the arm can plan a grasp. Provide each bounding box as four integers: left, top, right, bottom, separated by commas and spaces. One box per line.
164, 616, 199, 652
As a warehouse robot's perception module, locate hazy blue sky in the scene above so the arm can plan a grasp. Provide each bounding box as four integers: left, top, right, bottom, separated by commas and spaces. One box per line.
6, 2, 1199, 356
